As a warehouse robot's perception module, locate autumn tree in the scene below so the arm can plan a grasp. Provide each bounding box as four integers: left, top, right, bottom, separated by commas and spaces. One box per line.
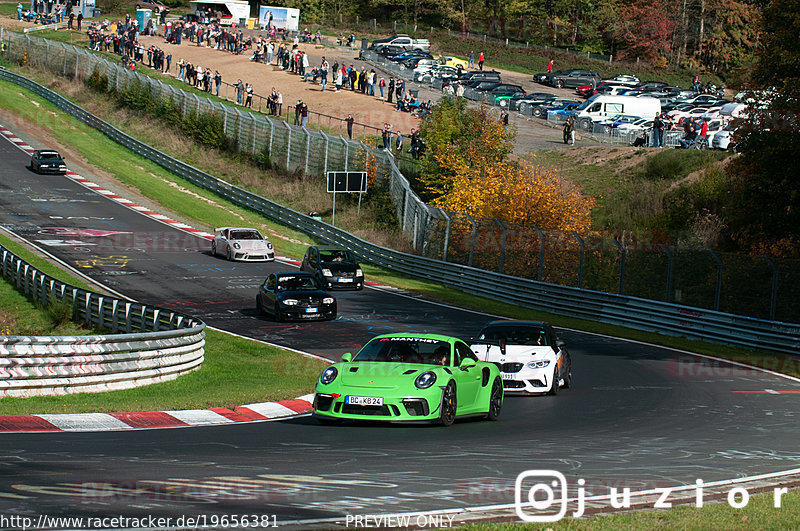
420, 99, 594, 232
613, 0, 676, 62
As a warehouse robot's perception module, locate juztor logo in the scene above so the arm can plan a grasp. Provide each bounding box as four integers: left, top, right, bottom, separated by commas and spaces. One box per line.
515, 470, 577, 522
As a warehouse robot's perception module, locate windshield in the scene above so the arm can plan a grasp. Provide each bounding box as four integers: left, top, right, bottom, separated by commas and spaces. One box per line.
38, 152, 61, 160
575, 94, 599, 111
320, 249, 354, 262
277, 275, 320, 291
231, 230, 262, 240
354, 337, 452, 365
478, 326, 548, 346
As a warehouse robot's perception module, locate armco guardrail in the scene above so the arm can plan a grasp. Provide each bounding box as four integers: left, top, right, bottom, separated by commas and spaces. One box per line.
1, 67, 797, 355
0, 245, 205, 397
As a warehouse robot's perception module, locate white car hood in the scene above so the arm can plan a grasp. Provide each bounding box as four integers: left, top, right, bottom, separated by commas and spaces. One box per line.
470, 344, 555, 363
235, 240, 270, 251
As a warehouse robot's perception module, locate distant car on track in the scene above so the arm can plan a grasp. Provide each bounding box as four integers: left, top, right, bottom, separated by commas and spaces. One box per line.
470, 320, 572, 395
30, 149, 67, 174
300, 245, 364, 290
211, 227, 275, 262
256, 272, 337, 322
313, 333, 504, 425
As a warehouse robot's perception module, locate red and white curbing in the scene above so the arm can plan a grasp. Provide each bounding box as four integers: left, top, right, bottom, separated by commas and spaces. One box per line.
0, 124, 215, 242
0, 394, 314, 432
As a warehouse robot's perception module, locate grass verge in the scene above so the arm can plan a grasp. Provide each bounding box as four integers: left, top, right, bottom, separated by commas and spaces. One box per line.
0, 65, 795, 416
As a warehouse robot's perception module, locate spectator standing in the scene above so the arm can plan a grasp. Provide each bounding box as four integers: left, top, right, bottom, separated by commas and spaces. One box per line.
68, 11, 74, 29
563, 115, 575, 145
500, 109, 509, 131
478, 51, 484, 70
267, 42, 274, 64
395, 130, 403, 152
299, 100, 308, 127
294, 100, 301, 125
277, 91, 283, 115
387, 78, 394, 104
164, 52, 172, 74
214, 71, 222, 96
345, 114, 354, 139
652, 112, 664, 148
547, 59, 553, 73
382, 122, 391, 150
77, 12, 82, 30
410, 128, 420, 159
244, 83, 253, 108
16, 2, 22, 20
320, 57, 329, 91
468, 50, 474, 69
379, 77, 385, 99
368, 70, 376, 96
236, 79, 244, 104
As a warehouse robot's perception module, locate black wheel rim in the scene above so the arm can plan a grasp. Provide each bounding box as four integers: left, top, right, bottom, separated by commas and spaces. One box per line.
442, 384, 456, 423
489, 379, 502, 416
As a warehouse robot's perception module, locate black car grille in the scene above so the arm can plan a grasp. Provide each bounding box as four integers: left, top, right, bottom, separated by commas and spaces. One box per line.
314, 394, 334, 411
340, 404, 394, 416
503, 380, 526, 389
334, 271, 355, 279
493, 362, 523, 373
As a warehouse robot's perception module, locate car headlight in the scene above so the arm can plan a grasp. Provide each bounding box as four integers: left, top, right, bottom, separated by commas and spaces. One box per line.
267, 242, 273, 249
322, 268, 332, 277
320, 366, 338, 384
527, 360, 551, 369
355, 268, 363, 277
282, 299, 299, 306
323, 297, 334, 305
415, 371, 437, 389
233, 242, 241, 249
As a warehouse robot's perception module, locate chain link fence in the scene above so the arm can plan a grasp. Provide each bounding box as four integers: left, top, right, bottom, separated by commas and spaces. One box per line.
0, 29, 435, 251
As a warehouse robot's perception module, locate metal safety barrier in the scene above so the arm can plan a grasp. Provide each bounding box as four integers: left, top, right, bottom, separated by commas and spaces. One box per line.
0, 47, 797, 355
0, 245, 206, 397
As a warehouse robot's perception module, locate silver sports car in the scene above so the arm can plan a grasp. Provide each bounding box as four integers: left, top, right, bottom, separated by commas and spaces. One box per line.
211, 227, 275, 261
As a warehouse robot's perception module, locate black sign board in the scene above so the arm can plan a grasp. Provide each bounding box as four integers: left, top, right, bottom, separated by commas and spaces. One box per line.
327, 172, 368, 193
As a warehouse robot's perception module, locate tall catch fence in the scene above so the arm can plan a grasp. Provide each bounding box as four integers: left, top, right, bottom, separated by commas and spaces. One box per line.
2, 29, 798, 323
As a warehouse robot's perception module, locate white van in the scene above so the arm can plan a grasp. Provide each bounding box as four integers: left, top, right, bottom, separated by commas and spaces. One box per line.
573, 95, 661, 131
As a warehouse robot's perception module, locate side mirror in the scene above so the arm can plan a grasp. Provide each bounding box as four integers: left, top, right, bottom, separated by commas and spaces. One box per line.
459, 357, 477, 370
341, 353, 353, 363
556, 340, 566, 348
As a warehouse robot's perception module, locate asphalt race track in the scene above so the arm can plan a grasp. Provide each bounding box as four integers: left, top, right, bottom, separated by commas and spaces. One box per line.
1, 130, 800, 527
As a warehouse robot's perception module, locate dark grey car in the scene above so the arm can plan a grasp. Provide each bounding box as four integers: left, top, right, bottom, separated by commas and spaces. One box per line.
548, 70, 601, 89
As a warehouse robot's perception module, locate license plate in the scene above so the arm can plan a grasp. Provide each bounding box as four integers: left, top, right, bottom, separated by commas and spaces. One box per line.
502, 373, 516, 380
337, 278, 353, 283
345, 395, 383, 406
305, 307, 318, 313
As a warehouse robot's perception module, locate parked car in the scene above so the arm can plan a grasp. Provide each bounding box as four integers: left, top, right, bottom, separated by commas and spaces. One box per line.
375, 44, 406, 57
370, 34, 430, 52
135, 0, 170, 14
597, 114, 643, 134
530, 98, 580, 118
491, 89, 527, 107
636, 81, 669, 92
572, 94, 661, 131
548, 69, 601, 89
417, 64, 459, 83
256, 272, 337, 322
313, 333, 503, 425
605, 74, 640, 86
533, 69, 566, 84
440, 56, 469, 69
470, 321, 572, 395
30, 149, 67, 174
388, 49, 432, 63
211, 227, 275, 262
456, 71, 501, 86
514, 92, 557, 113
616, 118, 654, 134
543, 101, 581, 120
300, 245, 364, 290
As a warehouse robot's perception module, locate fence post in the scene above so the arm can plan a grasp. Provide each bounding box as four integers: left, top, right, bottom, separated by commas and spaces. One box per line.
303, 127, 310, 175
438, 208, 451, 262
342, 138, 349, 171
466, 213, 477, 268
494, 219, 506, 274
284, 121, 292, 170
251, 114, 257, 154
707, 248, 722, 311
762, 256, 778, 321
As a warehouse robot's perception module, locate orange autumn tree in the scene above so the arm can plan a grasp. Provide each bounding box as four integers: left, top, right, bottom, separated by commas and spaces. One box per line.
421, 100, 594, 232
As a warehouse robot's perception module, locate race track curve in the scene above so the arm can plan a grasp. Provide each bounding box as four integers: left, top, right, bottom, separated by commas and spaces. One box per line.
1, 126, 799, 527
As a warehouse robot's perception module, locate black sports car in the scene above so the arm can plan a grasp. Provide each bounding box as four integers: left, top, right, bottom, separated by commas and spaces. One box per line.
256, 272, 337, 322
31, 149, 67, 174
301, 245, 364, 290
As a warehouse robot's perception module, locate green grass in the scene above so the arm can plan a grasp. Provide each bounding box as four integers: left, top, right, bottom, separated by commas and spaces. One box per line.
0, 63, 795, 416
463, 487, 800, 529
0, 3, 17, 16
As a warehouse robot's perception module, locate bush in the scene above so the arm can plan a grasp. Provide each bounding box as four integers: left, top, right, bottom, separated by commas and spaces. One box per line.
87, 69, 109, 93
181, 111, 229, 150
154, 97, 183, 127
119, 79, 154, 113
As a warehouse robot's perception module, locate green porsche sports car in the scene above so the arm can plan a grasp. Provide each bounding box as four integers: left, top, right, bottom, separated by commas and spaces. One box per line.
313, 333, 504, 426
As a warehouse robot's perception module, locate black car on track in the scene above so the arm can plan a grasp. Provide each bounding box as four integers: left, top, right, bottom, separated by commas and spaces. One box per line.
31, 149, 67, 174
301, 245, 364, 290
256, 272, 337, 322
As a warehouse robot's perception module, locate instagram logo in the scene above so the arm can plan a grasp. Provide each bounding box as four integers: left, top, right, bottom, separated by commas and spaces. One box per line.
515, 470, 568, 522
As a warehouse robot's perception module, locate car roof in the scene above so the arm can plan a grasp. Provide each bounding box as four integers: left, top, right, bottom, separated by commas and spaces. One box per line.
216, 226, 260, 232
371, 332, 460, 342
35, 150, 60, 155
